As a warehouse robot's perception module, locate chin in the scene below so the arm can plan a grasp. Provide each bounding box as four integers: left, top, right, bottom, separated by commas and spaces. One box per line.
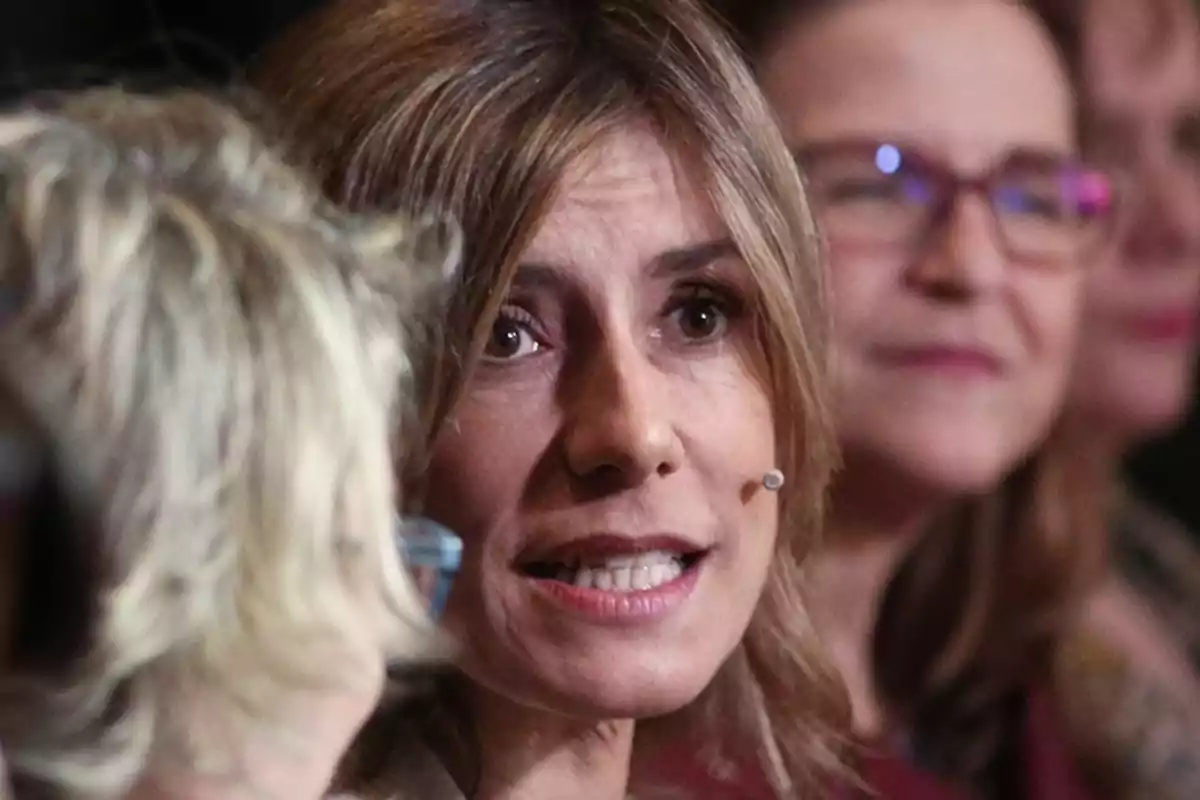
564, 636, 732, 716
847, 422, 1032, 499
477, 644, 722, 722
1071, 356, 1195, 441
909, 452, 1014, 497
562, 675, 710, 720
1105, 391, 1191, 441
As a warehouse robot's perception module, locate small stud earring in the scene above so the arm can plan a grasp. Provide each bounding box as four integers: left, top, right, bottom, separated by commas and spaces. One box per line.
762, 469, 785, 492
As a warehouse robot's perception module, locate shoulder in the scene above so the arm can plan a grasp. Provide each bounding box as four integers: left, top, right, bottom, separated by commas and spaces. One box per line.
1054, 576, 1200, 799
1082, 577, 1197, 702
1111, 495, 1200, 614
1108, 493, 1200, 671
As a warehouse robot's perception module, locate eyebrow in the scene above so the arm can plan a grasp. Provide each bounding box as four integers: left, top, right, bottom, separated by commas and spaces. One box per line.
652, 238, 740, 277
511, 238, 740, 288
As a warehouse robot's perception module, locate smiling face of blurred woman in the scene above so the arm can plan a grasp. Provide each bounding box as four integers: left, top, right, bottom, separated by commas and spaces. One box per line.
423, 123, 782, 724
1069, 0, 1200, 441
758, 0, 1107, 506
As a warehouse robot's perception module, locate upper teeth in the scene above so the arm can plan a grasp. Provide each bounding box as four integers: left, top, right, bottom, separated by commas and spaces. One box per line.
555, 550, 685, 592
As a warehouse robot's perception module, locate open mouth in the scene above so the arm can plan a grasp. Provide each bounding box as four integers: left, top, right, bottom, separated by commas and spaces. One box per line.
520, 549, 707, 593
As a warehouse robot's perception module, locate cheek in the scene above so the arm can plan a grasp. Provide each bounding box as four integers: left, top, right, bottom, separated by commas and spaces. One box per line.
1080, 250, 1132, 316
671, 354, 779, 581
826, 248, 899, 343
422, 387, 554, 552
674, 352, 776, 475
422, 392, 553, 655
1015, 271, 1083, 366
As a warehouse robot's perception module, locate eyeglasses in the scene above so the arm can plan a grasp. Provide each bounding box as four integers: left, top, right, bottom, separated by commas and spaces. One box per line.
397, 515, 461, 620
796, 140, 1118, 265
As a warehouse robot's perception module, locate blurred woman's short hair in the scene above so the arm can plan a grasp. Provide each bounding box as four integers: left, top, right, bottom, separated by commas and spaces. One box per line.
0, 87, 457, 797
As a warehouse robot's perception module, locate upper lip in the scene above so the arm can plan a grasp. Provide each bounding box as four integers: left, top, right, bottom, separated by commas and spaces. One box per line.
515, 533, 708, 567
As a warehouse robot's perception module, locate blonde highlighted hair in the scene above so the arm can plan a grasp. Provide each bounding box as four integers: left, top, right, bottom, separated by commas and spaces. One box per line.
256, 0, 850, 795
0, 87, 456, 797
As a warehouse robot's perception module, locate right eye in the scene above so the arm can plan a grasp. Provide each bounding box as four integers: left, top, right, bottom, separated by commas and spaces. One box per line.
483, 307, 543, 361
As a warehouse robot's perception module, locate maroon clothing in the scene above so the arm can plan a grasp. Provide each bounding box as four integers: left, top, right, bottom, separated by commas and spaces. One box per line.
651, 691, 1092, 799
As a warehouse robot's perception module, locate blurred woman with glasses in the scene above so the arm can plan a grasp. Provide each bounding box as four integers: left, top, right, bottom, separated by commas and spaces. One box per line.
1028, 0, 1200, 796
689, 0, 1117, 797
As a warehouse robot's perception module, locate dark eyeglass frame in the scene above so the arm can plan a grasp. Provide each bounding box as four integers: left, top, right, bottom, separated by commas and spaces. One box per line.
795, 138, 1120, 265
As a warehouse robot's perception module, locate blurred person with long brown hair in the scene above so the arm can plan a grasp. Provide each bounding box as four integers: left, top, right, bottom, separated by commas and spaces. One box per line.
234, 0, 853, 797
709, 0, 1118, 797
0, 87, 453, 799
1025, 0, 1200, 795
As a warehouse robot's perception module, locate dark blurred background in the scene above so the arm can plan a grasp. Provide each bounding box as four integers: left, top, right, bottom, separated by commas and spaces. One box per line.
1, 0, 1196, 533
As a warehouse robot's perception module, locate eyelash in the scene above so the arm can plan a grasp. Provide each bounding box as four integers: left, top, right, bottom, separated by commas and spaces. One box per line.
664, 282, 746, 336
497, 303, 538, 332
490, 303, 546, 356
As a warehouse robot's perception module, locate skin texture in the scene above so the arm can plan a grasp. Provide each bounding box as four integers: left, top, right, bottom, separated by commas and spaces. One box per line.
756, 0, 1082, 735
1070, 0, 1200, 439
421, 123, 781, 799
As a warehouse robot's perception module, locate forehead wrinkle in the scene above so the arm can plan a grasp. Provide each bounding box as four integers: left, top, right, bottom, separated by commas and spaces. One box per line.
523, 124, 721, 280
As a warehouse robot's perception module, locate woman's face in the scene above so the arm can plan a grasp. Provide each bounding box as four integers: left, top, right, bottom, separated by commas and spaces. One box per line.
759, 0, 1088, 496
423, 124, 780, 720
1070, 0, 1200, 437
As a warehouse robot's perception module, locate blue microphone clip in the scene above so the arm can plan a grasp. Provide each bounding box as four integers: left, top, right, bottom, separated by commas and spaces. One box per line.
396, 516, 462, 620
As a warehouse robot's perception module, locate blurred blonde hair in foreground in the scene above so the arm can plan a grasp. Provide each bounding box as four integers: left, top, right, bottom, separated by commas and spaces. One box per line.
0, 87, 457, 797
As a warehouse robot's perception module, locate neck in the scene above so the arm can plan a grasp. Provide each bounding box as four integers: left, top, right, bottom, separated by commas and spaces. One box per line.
455, 683, 634, 800
810, 466, 943, 737
1059, 409, 1129, 501
1065, 403, 1140, 472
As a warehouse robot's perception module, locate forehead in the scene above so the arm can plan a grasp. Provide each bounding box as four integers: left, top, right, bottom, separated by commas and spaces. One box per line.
1084, 0, 1200, 118
522, 123, 724, 268
760, 0, 1075, 168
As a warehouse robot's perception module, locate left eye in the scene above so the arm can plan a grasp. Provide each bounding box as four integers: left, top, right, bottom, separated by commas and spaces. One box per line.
669, 296, 728, 342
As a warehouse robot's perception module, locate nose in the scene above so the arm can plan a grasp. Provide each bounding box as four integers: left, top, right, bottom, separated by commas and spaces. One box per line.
1123, 157, 1200, 265
905, 194, 1006, 300
561, 333, 682, 490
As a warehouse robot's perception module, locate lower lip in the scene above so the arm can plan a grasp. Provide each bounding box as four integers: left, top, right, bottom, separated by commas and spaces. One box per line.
1120, 311, 1197, 344
872, 348, 1001, 376
526, 563, 702, 625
